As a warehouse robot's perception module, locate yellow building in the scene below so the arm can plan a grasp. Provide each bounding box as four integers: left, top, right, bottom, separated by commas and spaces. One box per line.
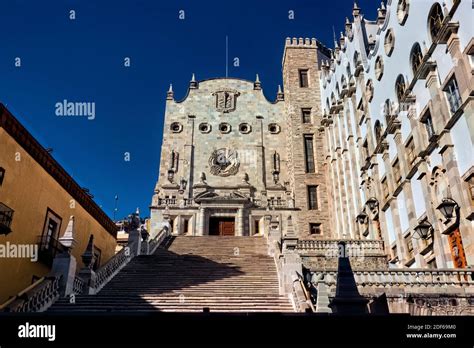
0, 104, 117, 303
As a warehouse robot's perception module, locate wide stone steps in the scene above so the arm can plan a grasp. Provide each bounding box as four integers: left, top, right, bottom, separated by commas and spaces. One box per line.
48, 236, 293, 313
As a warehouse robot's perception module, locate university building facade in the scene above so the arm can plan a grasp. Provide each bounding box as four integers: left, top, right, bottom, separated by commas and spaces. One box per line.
151, 0, 473, 272
320, 0, 473, 270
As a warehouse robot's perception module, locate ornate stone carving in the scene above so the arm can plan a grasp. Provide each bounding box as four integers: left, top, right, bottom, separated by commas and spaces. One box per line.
209, 148, 240, 177
212, 89, 240, 113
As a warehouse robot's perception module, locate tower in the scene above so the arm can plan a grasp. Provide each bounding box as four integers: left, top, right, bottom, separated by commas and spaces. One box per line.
282, 37, 333, 238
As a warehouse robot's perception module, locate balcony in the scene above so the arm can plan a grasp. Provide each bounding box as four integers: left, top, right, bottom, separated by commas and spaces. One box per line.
0, 202, 14, 235
37, 236, 67, 267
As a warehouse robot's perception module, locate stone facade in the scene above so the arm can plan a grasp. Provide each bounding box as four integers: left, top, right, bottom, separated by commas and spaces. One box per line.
320, 0, 473, 269
150, 39, 334, 239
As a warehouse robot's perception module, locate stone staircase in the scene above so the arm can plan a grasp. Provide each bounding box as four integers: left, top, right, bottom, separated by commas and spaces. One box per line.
49, 236, 294, 312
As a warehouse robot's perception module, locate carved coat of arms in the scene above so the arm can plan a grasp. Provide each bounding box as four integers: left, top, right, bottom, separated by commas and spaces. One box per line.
209, 148, 240, 177
212, 89, 240, 113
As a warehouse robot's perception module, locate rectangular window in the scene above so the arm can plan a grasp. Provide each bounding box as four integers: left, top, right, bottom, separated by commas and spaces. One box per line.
0, 167, 5, 186
382, 177, 389, 199
393, 158, 402, 185
309, 223, 322, 235
307, 186, 318, 210
406, 137, 416, 165
304, 135, 315, 173
0, 202, 14, 234
302, 108, 312, 124
444, 77, 462, 114
427, 258, 437, 269
299, 69, 309, 87
423, 111, 435, 139
405, 235, 414, 259
40, 209, 62, 251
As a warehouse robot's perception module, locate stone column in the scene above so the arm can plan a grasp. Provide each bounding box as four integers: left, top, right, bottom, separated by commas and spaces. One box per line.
418, 160, 449, 268
236, 208, 244, 236
197, 207, 206, 236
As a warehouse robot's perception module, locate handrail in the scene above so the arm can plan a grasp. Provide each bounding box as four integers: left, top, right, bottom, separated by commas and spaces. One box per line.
93, 240, 138, 293
0, 275, 62, 312
0, 277, 47, 310
148, 227, 169, 255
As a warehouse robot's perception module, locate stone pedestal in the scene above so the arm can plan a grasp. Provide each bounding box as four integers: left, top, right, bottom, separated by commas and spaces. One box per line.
51, 251, 77, 297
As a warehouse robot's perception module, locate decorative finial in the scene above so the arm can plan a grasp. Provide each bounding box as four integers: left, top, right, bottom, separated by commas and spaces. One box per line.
190, 73, 198, 89
167, 84, 174, 100
276, 85, 284, 101
59, 216, 76, 250
254, 74, 261, 90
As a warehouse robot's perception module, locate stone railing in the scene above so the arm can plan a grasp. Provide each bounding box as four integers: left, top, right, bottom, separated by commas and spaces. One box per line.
291, 273, 312, 313
149, 227, 170, 254
72, 275, 86, 295
0, 275, 62, 312
93, 241, 139, 293
311, 269, 474, 290
297, 239, 385, 256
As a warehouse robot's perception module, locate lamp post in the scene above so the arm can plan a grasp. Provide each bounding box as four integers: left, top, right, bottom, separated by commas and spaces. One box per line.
413, 220, 434, 240
436, 197, 459, 222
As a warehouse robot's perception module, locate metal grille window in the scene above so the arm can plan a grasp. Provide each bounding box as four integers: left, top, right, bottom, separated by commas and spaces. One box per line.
0, 202, 14, 235
307, 186, 318, 210
304, 135, 315, 173
445, 77, 462, 114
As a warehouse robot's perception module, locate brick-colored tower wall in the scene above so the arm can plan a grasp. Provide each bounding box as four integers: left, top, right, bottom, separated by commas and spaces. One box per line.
282, 38, 332, 238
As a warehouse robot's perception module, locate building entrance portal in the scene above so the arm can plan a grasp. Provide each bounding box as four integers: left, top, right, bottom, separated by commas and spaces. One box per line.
209, 217, 235, 236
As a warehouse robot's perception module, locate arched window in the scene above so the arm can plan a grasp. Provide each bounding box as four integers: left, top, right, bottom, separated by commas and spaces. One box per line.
365, 79, 374, 102
384, 99, 392, 123
428, 3, 444, 41
374, 120, 383, 143
395, 75, 406, 102
384, 29, 395, 56
397, 0, 410, 25
410, 43, 424, 75
375, 56, 384, 80
341, 75, 347, 89
331, 92, 336, 106
353, 51, 360, 67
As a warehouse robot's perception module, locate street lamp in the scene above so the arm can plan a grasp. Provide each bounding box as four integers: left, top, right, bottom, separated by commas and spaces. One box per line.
436, 197, 459, 222
355, 211, 368, 225
366, 197, 379, 212
413, 220, 433, 240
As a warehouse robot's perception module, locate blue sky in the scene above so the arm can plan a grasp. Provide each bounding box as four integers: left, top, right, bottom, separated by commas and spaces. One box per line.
0, 0, 377, 221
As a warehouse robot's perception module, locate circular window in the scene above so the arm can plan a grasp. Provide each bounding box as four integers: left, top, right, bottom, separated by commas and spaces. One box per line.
198, 123, 211, 133
268, 123, 280, 134
239, 123, 251, 134
219, 123, 231, 134
170, 122, 183, 133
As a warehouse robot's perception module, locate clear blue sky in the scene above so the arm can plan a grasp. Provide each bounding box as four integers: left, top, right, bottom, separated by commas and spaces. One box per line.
0, 0, 376, 221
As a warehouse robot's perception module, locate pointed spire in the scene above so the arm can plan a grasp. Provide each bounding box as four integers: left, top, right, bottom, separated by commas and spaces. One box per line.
353, 1, 361, 17
276, 84, 284, 101
254, 74, 261, 90
59, 216, 77, 250
190, 73, 198, 89
377, 1, 387, 24
166, 84, 174, 100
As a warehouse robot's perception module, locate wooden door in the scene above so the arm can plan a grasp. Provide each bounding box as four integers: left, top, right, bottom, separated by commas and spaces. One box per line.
220, 220, 235, 236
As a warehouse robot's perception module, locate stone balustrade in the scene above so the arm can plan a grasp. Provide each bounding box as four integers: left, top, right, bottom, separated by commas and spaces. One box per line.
311, 269, 474, 289
297, 239, 385, 256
